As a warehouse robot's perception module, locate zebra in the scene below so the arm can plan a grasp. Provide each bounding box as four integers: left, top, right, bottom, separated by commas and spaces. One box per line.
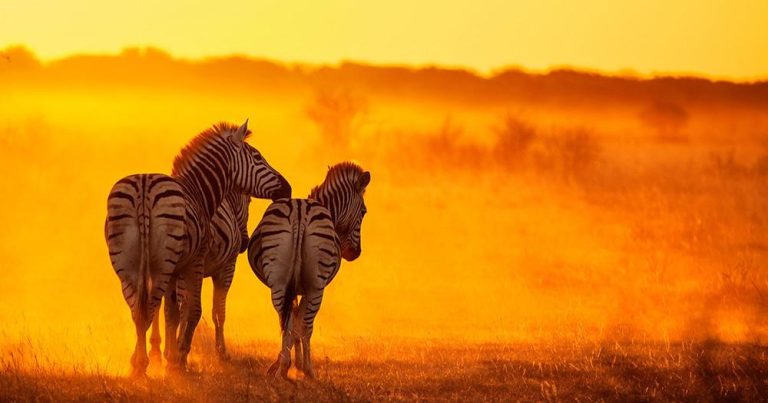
148, 190, 251, 361
247, 162, 370, 379
105, 120, 291, 376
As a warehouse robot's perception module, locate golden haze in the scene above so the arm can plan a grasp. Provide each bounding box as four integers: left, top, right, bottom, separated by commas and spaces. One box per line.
0, 47, 767, 378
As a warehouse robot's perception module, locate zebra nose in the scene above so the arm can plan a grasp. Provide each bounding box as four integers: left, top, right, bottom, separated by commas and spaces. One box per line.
343, 246, 362, 261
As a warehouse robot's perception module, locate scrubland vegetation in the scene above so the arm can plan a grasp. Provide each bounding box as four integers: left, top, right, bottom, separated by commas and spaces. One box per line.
1, 47, 767, 400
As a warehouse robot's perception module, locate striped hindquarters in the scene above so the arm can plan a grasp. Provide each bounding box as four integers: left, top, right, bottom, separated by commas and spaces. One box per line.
105, 174, 187, 319
248, 199, 340, 325
248, 199, 298, 287
248, 199, 341, 289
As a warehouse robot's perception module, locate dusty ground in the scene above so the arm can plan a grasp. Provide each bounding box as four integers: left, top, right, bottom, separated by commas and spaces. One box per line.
2, 341, 768, 402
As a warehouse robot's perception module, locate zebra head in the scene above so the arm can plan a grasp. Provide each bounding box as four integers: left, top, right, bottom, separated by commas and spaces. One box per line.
337, 170, 370, 261
228, 120, 292, 201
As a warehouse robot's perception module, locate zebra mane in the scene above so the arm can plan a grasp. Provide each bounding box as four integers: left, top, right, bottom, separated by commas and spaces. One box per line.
171, 122, 251, 176
308, 161, 366, 201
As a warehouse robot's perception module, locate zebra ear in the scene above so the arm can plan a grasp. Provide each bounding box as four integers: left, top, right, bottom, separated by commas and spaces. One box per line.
357, 171, 371, 192
234, 119, 249, 142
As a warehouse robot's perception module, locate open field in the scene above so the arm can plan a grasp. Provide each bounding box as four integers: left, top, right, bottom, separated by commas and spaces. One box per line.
1, 48, 768, 401
3, 339, 768, 401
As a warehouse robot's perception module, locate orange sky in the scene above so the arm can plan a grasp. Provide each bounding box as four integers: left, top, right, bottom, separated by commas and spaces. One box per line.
1, 1, 767, 79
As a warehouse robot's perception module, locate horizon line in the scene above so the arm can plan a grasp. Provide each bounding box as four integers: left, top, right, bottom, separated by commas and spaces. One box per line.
3, 44, 767, 85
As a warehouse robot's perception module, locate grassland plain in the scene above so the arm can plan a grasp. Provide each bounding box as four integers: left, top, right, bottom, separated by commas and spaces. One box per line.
2, 49, 768, 402
3, 337, 768, 402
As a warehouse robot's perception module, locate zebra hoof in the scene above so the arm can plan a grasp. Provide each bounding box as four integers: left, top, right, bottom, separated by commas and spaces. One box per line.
216, 346, 230, 361
266, 359, 290, 380
166, 364, 189, 376
149, 348, 163, 363
166, 357, 188, 375
130, 352, 149, 375
164, 349, 180, 365
266, 360, 279, 377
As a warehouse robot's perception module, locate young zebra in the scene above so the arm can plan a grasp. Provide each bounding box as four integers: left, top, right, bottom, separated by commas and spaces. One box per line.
247, 162, 370, 379
105, 121, 291, 376
148, 190, 251, 361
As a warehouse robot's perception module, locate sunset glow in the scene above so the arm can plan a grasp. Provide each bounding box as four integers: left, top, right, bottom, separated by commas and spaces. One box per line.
1, 0, 767, 79
1, 1, 768, 400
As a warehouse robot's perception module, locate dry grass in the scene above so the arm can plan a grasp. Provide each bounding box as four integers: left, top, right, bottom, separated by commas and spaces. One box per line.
2, 340, 768, 402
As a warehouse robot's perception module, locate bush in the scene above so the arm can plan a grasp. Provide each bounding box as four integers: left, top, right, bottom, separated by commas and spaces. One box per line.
305, 89, 367, 151
537, 127, 601, 181
492, 115, 536, 168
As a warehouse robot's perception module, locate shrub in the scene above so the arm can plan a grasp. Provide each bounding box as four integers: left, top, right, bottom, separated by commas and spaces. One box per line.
305, 89, 367, 151
492, 114, 536, 168
538, 127, 601, 181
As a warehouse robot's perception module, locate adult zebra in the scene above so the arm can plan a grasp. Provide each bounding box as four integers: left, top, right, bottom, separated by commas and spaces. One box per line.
148, 190, 251, 361
105, 121, 291, 376
247, 162, 370, 379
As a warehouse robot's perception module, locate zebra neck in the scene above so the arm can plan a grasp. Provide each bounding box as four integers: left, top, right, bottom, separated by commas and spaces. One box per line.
315, 195, 347, 240
223, 191, 250, 226
176, 170, 231, 221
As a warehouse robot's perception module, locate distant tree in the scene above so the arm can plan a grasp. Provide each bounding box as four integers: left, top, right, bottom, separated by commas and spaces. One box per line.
639, 101, 689, 142
0, 46, 41, 72
305, 89, 367, 151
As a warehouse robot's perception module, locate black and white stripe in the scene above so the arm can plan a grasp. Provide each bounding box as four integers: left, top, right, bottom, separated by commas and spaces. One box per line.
247, 162, 370, 379
148, 190, 251, 361
105, 121, 291, 375
206, 191, 251, 359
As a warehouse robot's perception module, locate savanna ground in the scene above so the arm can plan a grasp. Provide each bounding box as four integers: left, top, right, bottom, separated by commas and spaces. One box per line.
4, 337, 768, 401
1, 47, 768, 401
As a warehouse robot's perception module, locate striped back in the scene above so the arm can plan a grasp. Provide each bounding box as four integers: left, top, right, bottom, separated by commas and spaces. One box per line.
309, 162, 371, 261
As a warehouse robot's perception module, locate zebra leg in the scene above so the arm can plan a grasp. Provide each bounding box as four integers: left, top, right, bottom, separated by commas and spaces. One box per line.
211, 266, 234, 361
164, 277, 181, 365
266, 287, 294, 380
130, 310, 150, 377
149, 305, 162, 362
177, 264, 204, 370
298, 291, 323, 379
291, 298, 303, 372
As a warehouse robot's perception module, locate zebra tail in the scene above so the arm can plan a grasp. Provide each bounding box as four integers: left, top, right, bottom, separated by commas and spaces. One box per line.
280, 283, 296, 333
136, 190, 150, 325
281, 219, 304, 333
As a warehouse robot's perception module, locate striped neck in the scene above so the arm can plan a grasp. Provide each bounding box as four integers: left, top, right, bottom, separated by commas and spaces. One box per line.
223, 191, 250, 228
308, 162, 364, 237
310, 186, 347, 231
173, 139, 234, 220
